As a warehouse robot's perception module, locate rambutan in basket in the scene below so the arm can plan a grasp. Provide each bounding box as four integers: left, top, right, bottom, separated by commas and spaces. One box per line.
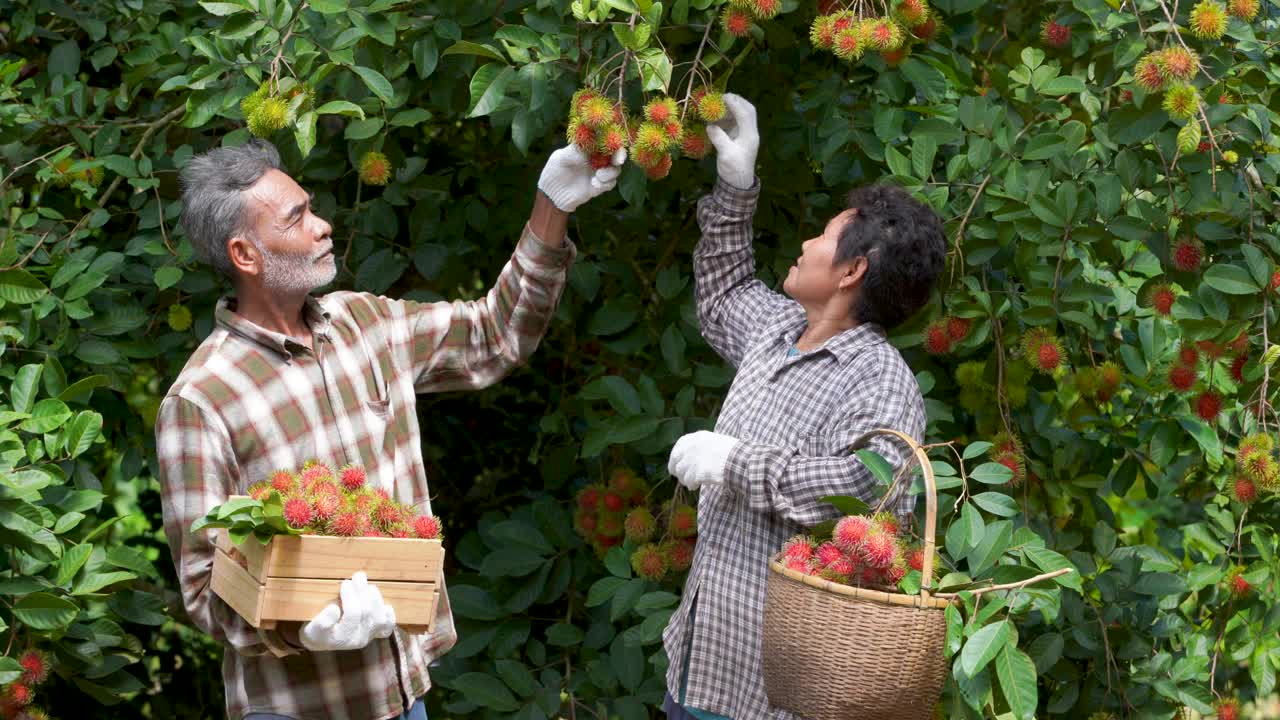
762, 428, 950, 720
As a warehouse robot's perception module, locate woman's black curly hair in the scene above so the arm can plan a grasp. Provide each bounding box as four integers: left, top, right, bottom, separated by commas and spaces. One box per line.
834, 184, 946, 330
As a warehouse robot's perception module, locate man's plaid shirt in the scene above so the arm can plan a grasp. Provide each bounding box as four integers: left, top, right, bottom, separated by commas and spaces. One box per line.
663, 180, 926, 720
156, 226, 574, 720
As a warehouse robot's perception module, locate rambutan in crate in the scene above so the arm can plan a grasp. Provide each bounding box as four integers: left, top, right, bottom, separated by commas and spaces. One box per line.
211, 523, 444, 634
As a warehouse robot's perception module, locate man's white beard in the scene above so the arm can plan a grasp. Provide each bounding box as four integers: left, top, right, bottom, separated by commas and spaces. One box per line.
257, 243, 336, 295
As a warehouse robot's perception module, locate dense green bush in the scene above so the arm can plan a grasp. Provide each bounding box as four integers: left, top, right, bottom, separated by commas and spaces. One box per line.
1, 0, 1279, 717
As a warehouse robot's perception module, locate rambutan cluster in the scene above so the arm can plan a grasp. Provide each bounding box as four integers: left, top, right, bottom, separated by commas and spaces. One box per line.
988, 432, 1028, 487
810, 3, 931, 66
1233, 433, 1279, 503
721, 0, 785, 38
921, 315, 971, 355
240, 80, 313, 138
566, 87, 631, 171
1019, 328, 1065, 374
777, 513, 929, 590
1074, 361, 1124, 403
246, 460, 442, 539
0, 648, 53, 720
574, 467, 697, 580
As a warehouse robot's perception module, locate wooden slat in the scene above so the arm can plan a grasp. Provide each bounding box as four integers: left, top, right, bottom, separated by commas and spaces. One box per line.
211, 548, 265, 627
260, 577, 440, 626
265, 535, 444, 582
213, 528, 270, 581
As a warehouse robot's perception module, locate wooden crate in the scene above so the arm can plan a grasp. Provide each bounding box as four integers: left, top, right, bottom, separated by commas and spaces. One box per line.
211, 529, 444, 634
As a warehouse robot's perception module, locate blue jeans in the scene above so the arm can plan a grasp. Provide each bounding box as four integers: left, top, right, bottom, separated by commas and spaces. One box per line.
246, 697, 426, 720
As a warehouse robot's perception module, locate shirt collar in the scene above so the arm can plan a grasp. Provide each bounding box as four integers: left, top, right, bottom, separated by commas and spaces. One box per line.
215, 295, 333, 358
782, 321, 885, 362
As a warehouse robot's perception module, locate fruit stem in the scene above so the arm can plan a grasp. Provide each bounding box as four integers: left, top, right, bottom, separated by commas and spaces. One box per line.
932, 567, 1072, 598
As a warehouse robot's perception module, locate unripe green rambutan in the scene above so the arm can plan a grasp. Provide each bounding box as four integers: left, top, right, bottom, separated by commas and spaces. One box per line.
1157, 48, 1199, 81
864, 17, 905, 51
168, 304, 193, 332
1188, 0, 1228, 38
958, 387, 986, 413
955, 361, 987, 387
1227, 0, 1259, 20
247, 96, 289, 137
894, 0, 930, 26
1163, 84, 1200, 120
1006, 383, 1028, 409
1177, 121, 1203, 154
697, 91, 727, 123
631, 543, 669, 580
240, 82, 270, 120
1222, 149, 1238, 164
634, 122, 671, 153
810, 14, 838, 50
579, 96, 615, 129
1134, 54, 1168, 92
1238, 432, 1274, 456
624, 507, 657, 542
358, 151, 392, 185
990, 431, 1022, 456
833, 27, 867, 60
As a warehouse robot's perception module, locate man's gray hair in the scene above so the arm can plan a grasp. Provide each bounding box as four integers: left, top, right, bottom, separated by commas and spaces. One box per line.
178, 139, 282, 279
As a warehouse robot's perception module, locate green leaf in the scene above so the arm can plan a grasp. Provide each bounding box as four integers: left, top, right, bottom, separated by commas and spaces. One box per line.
1202, 264, 1261, 294
65, 411, 103, 458
855, 449, 894, 486
819, 495, 871, 516
449, 585, 503, 620
443, 41, 507, 63
314, 100, 366, 119
587, 576, 628, 607
960, 619, 1012, 676
995, 646, 1038, 719
1023, 546, 1082, 591
344, 117, 385, 140
13, 592, 80, 630
970, 462, 1014, 484
294, 110, 317, 157
199, 1, 248, 14
20, 398, 72, 434
580, 376, 642, 415
0, 657, 22, 685
153, 266, 183, 289
546, 622, 585, 646
107, 590, 167, 625
636, 48, 671, 93
56, 543, 93, 586
73, 570, 137, 595
11, 364, 43, 413
467, 64, 515, 118
453, 672, 520, 712
971, 492, 1019, 517
1039, 75, 1085, 95
351, 65, 395, 105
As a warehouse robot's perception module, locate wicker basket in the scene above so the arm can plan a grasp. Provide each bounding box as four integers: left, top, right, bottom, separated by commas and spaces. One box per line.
762, 428, 951, 720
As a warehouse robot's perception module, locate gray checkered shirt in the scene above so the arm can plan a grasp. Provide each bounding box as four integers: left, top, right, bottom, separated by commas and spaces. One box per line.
662, 179, 927, 720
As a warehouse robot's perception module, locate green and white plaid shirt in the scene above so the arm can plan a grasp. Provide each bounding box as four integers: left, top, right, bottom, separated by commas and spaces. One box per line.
156, 225, 574, 720
663, 180, 925, 720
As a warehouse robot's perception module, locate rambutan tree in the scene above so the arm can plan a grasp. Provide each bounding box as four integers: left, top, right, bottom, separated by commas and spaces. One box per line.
1, 0, 1279, 717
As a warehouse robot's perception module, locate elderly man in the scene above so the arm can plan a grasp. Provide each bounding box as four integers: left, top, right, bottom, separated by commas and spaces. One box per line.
663, 94, 947, 719
156, 138, 622, 720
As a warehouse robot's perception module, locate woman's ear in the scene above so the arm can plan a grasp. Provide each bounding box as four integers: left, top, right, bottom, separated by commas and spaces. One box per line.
839, 256, 869, 291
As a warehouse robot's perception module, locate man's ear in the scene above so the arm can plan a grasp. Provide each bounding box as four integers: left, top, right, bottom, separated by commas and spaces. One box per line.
838, 256, 869, 292
227, 235, 262, 278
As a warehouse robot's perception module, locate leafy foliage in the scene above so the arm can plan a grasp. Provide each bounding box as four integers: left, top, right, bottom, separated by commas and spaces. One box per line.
1, 0, 1279, 717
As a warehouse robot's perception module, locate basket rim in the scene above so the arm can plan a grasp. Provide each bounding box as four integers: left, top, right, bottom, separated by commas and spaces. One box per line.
769, 557, 953, 610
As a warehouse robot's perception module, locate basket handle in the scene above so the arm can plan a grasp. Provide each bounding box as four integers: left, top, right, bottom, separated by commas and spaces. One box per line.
849, 428, 938, 602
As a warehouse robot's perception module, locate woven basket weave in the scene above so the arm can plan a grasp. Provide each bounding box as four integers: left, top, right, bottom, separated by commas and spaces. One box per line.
762, 428, 951, 720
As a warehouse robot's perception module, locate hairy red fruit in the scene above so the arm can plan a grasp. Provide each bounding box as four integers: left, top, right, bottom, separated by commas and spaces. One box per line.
670, 505, 697, 538
666, 539, 696, 573
271, 470, 296, 494
861, 531, 897, 569
908, 547, 926, 572
782, 536, 816, 563
578, 485, 601, 511
1180, 345, 1199, 368
631, 543, 669, 580
1196, 391, 1222, 421
413, 514, 442, 540
1231, 354, 1247, 383
1168, 364, 1196, 392
1151, 285, 1176, 316
833, 516, 871, 551
340, 466, 366, 491
1230, 573, 1252, 596
330, 512, 362, 537
624, 507, 657, 542
1040, 19, 1070, 48
283, 497, 313, 528
18, 650, 49, 686
816, 542, 844, 567
1216, 699, 1241, 720
947, 317, 971, 341
602, 491, 625, 512
312, 492, 340, 521
923, 320, 952, 355
1233, 476, 1258, 504
1171, 237, 1204, 272
3, 683, 33, 707
722, 7, 754, 37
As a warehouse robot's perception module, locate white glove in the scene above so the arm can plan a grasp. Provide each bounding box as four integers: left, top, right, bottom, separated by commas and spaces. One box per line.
668, 431, 740, 491
704, 93, 759, 190
537, 145, 626, 212
299, 571, 396, 652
